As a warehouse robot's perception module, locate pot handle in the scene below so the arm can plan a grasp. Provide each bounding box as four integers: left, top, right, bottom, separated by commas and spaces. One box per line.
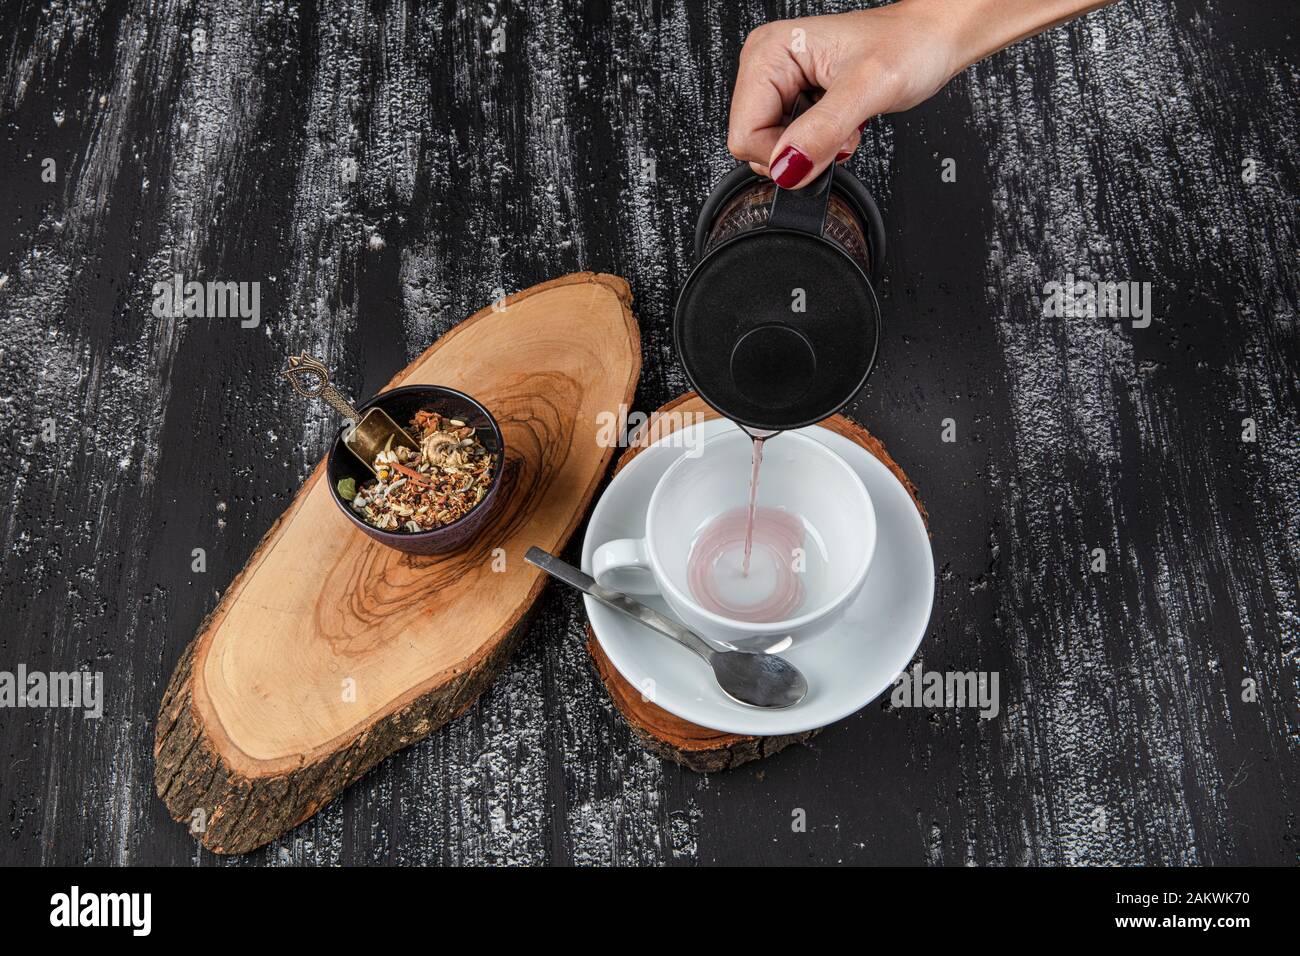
767, 91, 835, 236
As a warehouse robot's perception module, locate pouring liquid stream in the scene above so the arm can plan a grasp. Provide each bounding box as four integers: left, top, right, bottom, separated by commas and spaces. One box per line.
686, 426, 805, 623
742, 434, 765, 576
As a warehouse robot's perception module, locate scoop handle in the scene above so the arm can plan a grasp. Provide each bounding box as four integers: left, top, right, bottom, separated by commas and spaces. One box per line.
280, 353, 362, 424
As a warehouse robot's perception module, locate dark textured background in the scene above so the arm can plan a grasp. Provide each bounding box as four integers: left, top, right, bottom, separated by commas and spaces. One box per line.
0, 0, 1296, 865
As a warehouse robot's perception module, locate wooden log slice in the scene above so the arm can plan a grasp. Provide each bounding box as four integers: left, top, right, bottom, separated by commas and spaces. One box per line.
155, 273, 640, 854
585, 394, 928, 773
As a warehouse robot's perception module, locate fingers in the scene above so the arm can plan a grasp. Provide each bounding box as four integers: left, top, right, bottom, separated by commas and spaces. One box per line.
768, 82, 871, 188
835, 128, 863, 163
727, 25, 801, 166
748, 104, 861, 176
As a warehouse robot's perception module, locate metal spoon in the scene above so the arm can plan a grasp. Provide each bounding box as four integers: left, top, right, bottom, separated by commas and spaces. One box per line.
525, 547, 808, 709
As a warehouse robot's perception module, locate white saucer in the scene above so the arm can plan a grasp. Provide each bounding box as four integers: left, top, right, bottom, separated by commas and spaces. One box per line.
582, 418, 935, 737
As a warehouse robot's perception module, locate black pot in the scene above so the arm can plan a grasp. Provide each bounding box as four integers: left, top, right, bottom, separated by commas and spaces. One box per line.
674, 161, 885, 432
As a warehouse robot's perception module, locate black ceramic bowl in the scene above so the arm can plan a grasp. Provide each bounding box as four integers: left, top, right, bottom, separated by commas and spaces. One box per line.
326, 384, 505, 555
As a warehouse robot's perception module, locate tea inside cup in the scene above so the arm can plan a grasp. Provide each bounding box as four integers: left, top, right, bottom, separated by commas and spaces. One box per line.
646, 427, 875, 636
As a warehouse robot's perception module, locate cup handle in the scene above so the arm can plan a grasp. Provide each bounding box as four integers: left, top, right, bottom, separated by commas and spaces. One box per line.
592, 538, 658, 595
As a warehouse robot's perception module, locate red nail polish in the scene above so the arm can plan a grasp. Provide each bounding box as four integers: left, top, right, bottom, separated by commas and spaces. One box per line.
858, 119, 869, 133
770, 146, 813, 188
835, 150, 852, 162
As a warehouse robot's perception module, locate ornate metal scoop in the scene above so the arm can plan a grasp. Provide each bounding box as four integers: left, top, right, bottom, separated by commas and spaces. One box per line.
280, 353, 418, 475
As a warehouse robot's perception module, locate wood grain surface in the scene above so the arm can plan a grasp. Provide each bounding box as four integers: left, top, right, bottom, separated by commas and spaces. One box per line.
0, 0, 1295, 865
154, 272, 639, 853
584, 392, 929, 773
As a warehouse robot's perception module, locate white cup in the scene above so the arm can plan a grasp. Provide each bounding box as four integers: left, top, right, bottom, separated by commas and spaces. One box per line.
593, 428, 875, 652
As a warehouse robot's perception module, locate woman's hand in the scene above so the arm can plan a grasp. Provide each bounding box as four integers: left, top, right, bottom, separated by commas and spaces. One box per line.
728, 3, 959, 187
728, 0, 1114, 188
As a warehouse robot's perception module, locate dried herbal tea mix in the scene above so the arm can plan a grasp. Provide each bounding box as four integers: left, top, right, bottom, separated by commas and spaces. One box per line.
338, 409, 495, 533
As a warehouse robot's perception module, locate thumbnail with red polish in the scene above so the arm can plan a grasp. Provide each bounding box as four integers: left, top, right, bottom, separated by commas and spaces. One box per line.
771, 146, 813, 188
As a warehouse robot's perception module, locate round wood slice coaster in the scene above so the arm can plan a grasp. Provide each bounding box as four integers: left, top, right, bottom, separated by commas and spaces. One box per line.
585, 393, 928, 773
